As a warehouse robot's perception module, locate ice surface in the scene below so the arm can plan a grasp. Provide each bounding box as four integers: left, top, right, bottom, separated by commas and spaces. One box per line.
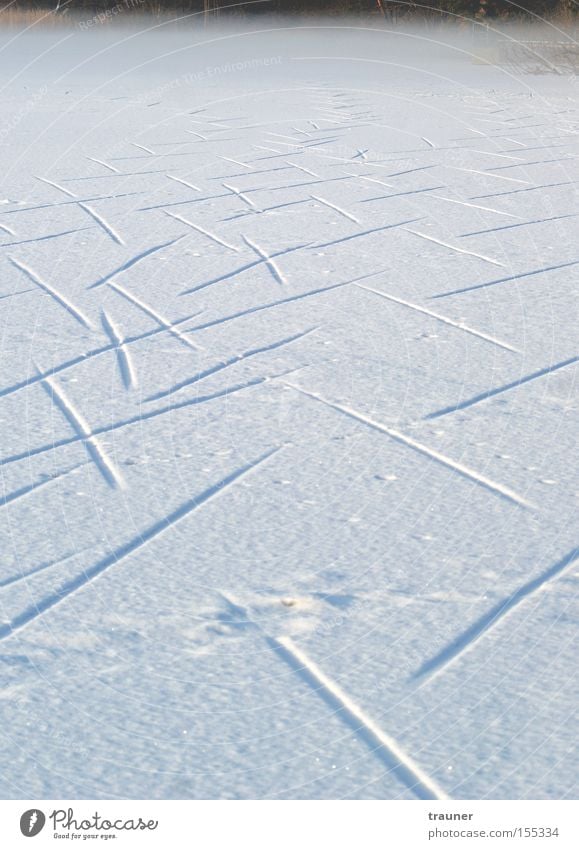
0, 20, 578, 799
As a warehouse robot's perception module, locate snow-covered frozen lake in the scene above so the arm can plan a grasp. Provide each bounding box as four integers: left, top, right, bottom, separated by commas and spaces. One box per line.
0, 20, 578, 799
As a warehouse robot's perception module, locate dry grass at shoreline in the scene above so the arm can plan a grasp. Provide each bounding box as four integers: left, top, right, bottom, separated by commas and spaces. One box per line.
0, 8, 68, 26
0, 4, 171, 28
0, 3, 576, 31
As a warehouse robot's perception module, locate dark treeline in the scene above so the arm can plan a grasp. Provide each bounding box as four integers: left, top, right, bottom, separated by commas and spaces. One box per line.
5, 0, 575, 21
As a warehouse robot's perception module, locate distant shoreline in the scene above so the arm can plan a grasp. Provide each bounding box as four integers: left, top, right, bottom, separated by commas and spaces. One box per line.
1, 0, 577, 29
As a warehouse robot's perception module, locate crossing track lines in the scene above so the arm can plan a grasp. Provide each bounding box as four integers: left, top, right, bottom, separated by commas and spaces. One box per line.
412, 546, 579, 684
8, 257, 94, 330
432, 257, 579, 300
164, 210, 239, 252
100, 310, 137, 390
144, 327, 318, 403
88, 234, 188, 290
0, 447, 283, 642
356, 284, 518, 353
285, 384, 534, 510
424, 354, 579, 420
38, 371, 125, 490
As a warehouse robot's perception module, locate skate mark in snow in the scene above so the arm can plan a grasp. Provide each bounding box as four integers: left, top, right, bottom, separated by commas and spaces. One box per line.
87, 157, 120, 175
272, 136, 340, 150
89, 234, 186, 289
213, 163, 293, 180
426, 194, 520, 219
251, 145, 289, 159
139, 189, 234, 212
185, 270, 387, 333
432, 257, 579, 300
287, 161, 321, 179
413, 546, 579, 685
502, 141, 576, 153
487, 155, 579, 171
458, 148, 524, 162
0, 288, 36, 301
312, 118, 368, 129
471, 179, 579, 200
65, 168, 189, 182
0, 222, 16, 236
0, 192, 144, 215
131, 142, 156, 155
222, 182, 257, 210
108, 280, 203, 352
272, 636, 449, 801
0, 547, 93, 590
186, 130, 209, 142
458, 213, 579, 238
266, 131, 303, 142
448, 165, 529, 185
379, 164, 437, 179
502, 138, 528, 148
425, 354, 579, 420
9, 257, 94, 330
402, 229, 505, 268
274, 175, 359, 193
0, 377, 272, 469
221, 198, 309, 222
100, 310, 137, 390
78, 202, 124, 246
35, 176, 77, 198
109, 152, 158, 163
189, 117, 231, 129
218, 155, 253, 170
356, 174, 394, 190
1, 227, 94, 249
152, 141, 199, 148
287, 385, 533, 509
145, 327, 317, 403
310, 194, 359, 223
181, 241, 309, 295
1, 462, 86, 511
164, 210, 239, 252
0, 448, 282, 641
167, 174, 201, 193
359, 186, 446, 204
356, 285, 518, 352
213, 589, 449, 800
242, 235, 290, 285
39, 372, 125, 490
0, 314, 201, 401
309, 218, 424, 251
